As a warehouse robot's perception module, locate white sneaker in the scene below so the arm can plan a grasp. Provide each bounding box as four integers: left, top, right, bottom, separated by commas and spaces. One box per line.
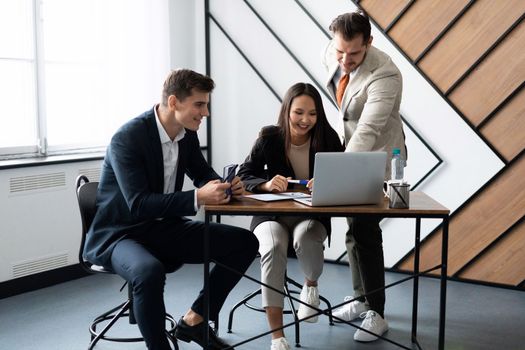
353, 310, 389, 342
271, 337, 291, 350
296, 284, 320, 323
332, 296, 368, 322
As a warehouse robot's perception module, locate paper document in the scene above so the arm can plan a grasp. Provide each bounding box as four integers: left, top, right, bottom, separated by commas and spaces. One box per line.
244, 192, 311, 202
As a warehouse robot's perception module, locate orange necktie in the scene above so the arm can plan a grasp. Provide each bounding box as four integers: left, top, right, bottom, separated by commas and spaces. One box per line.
336, 73, 349, 107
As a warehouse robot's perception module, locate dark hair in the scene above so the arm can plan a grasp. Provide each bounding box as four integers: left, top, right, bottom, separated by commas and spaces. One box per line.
275, 83, 337, 154
329, 11, 371, 43
161, 69, 215, 105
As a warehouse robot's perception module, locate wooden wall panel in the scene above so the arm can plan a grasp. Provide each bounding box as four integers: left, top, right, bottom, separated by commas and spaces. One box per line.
362, 0, 525, 287
360, 0, 410, 29
459, 220, 525, 285
449, 22, 525, 125
389, 0, 469, 60
480, 89, 525, 162
418, 0, 525, 92
398, 155, 525, 277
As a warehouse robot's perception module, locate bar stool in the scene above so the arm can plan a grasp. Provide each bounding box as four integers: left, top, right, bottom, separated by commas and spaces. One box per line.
227, 270, 334, 347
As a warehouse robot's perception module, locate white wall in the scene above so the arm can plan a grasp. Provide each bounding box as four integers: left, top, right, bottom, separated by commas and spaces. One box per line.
169, 0, 205, 72
206, 0, 504, 264
0, 0, 506, 283
0, 1, 206, 283
169, 0, 209, 146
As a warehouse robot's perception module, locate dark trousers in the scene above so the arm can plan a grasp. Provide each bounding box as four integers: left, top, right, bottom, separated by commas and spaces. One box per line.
345, 217, 385, 316
110, 218, 259, 350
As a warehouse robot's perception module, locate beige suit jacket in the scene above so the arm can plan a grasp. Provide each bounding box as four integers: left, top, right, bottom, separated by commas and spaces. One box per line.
322, 43, 406, 178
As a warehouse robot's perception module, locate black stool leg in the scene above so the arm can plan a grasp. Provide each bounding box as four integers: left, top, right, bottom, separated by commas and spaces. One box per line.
88, 300, 132, 349
227, 289, 262, 333
283, 283, 301, 347
88, 285, 178, 349
227, 273, 331, 348
127, 284, 137, 324
166, 313, 179, 350
319, 294, 334, 325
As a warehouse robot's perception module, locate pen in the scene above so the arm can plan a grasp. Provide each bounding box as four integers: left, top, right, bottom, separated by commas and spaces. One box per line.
288, 179, 309, 185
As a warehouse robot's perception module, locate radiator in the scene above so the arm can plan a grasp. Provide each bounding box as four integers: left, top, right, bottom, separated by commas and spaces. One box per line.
0, 160, 102, 282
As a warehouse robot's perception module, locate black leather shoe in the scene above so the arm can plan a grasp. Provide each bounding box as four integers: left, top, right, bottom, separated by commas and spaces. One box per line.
175, 317, 234, 350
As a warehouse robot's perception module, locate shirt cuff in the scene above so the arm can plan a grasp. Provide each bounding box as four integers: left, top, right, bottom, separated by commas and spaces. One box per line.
194, 189, 199, 212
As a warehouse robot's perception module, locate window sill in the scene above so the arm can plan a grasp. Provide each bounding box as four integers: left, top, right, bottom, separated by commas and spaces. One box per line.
0, 151, 105, 170
1, 145, 209, 170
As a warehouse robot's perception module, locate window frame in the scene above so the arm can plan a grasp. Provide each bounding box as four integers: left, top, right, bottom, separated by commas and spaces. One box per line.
0, 0, 171, 161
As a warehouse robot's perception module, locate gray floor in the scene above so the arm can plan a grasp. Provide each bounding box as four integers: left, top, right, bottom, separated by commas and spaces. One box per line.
1, 260, 524, 350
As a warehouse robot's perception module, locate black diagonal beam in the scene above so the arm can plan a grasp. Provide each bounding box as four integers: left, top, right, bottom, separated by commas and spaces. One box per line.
205, 0, 212, 164
348, 0, 508, 164
400, 115, 443, 190
244, 0, 336, 108
453, 214, 525, 278
295, 0, 443, 189
293, 0, 331, 38
394, 148, 525, 270
208, 1, 443, 194
208, 14, 282, 103
477, 81, 525, 130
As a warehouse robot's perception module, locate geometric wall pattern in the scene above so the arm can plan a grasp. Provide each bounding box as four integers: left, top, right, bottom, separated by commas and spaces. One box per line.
360, 0, 525, 289
206, 0, 522, 288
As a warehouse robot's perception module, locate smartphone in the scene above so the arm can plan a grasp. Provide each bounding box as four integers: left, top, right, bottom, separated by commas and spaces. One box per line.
222, 164, 238, 196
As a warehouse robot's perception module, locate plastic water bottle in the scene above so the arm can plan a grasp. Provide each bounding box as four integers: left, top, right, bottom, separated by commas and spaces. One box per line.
391, 148, 404, 182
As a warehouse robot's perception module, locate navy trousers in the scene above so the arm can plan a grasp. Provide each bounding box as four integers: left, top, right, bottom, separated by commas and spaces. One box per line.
110, 218, 259, 350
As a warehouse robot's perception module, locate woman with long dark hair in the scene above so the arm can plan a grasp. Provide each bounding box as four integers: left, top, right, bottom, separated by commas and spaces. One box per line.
238, 82, 343, 350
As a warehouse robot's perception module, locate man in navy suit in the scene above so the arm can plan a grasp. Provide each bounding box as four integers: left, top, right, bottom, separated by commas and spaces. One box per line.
84, 69, 259, 350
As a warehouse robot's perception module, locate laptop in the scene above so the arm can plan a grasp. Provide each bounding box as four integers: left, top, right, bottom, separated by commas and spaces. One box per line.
294, 152, 387, 206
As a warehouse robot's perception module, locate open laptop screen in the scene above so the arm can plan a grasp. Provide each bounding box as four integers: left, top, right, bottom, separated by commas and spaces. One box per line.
295, 152, 386, 206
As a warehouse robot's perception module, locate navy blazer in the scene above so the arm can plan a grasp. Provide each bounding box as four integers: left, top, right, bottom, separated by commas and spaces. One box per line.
84, 107, 220, 267
237, 125, 344, 240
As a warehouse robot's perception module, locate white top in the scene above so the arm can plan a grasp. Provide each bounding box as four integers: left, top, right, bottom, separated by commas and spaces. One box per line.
154, 105, 199, 211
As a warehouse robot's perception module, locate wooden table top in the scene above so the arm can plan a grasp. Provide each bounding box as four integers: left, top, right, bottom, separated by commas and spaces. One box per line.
204, 191, 449, 217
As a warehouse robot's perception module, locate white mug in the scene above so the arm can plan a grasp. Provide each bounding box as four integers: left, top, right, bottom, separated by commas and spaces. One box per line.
383, 180, 401, 198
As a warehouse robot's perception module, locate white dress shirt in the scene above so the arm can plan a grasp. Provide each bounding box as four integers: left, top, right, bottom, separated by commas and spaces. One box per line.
154, 105, 199, 212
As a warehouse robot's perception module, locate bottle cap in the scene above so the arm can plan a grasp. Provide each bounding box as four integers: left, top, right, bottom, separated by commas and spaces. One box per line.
392, 148, 400, 155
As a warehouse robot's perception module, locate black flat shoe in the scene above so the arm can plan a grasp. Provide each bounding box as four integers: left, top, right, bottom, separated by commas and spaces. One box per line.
175, 317, 234, 349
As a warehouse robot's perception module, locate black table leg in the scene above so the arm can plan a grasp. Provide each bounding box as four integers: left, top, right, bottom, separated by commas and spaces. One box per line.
438, 216, 449, 350
411, 218, 421, 343
204, 213, 211, 349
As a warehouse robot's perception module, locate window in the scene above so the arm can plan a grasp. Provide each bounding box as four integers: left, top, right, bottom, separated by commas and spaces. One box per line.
0, 0, 170, 158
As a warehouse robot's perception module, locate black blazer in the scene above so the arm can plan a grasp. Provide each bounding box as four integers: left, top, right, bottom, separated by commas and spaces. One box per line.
237, 125, 344, 240
84, 107, 220, 267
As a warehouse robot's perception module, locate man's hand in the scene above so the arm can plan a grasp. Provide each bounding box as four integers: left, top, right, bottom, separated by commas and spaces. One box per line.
196, 180, 231, 205
230, 176, 245, 196
257, 175, 289, 193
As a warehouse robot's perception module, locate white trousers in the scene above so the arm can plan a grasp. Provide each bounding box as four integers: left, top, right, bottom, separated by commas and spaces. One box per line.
254, 216, 327, 308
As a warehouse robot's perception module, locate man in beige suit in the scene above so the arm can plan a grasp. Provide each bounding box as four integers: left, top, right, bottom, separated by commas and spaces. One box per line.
322, 11, 406, 342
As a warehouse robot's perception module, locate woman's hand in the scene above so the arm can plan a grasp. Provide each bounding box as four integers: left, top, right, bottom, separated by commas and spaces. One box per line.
306, 178, 314, 192
258, 175, 289, 193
